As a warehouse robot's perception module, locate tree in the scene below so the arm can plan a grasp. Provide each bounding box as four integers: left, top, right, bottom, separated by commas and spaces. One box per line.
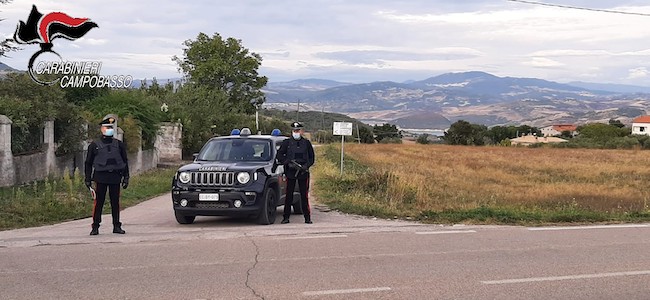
416, 134, 431, 144
373, 123, 401, 143
358, 125, 375, 143
444, 120, 488, 146
578, 123, 628, 140
172, 32, 268, 114
608, 118, 625, 128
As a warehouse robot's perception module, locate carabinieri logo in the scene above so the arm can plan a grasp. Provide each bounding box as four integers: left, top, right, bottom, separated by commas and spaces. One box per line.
13, 5, 132, 88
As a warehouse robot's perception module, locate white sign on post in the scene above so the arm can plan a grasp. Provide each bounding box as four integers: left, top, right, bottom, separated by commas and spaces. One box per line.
333, 122, 353, 136
333, 122, 353, 175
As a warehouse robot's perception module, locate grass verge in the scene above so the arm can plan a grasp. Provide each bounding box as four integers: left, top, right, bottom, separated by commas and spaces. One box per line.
0, 167, 176, 231
312, 144, 650, 225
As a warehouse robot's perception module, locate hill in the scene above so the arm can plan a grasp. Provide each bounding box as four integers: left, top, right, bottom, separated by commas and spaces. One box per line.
263, 71, 650, 127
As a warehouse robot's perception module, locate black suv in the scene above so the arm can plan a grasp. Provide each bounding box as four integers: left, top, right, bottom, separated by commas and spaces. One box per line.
171, 128, 303, 225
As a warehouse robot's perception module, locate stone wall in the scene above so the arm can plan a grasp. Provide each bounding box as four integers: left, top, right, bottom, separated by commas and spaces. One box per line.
0, 115, 181, 187
156, 122, 182, 162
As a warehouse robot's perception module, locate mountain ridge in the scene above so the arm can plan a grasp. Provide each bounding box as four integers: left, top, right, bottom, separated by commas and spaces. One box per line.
263, 71, 650, 129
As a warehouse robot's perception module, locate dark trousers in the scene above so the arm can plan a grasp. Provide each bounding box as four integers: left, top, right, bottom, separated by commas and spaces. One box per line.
283, 174, 310, 219
92, 183, 121, 228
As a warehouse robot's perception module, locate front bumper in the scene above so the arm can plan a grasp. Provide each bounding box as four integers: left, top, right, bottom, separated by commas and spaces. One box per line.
171, 185, 264, 217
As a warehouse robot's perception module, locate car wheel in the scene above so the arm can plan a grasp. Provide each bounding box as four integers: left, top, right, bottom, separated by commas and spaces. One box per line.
257, 188, 277, 225
292, 193, 303, 215
175, 210, 195, 224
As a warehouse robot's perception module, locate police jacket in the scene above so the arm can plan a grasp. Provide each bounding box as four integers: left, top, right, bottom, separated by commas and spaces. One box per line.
275, 137, 315, 179
85, 137, 130, 184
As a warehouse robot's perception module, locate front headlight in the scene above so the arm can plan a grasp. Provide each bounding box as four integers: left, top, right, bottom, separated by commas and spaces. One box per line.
178, 172, 191, 184
237, 172, 251, 184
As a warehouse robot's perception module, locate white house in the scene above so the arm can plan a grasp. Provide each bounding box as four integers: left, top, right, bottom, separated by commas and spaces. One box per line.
632, 116, 650, 136
540, 124, 577, 137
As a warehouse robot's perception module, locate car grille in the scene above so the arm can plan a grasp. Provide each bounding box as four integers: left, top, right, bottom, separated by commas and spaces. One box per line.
195, 202, 230, 209
191, 172, 234, 186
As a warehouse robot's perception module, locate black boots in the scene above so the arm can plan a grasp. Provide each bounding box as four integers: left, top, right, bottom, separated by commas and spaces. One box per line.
113, 225, 126, 234
91, 225, 125, 235
281, 216, 312, 224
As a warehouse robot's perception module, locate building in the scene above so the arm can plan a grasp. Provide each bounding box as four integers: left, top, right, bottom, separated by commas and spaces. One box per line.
632, 116, 650, 136
510, 135, 568, 146
540, 124, 578, 137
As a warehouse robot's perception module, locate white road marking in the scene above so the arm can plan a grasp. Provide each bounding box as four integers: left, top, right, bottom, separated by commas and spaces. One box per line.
415, 230, 477, 235
528, 224, 649, 231
303, 287, 391, 296
482, 270, 650, 285
274, 234, 348, 240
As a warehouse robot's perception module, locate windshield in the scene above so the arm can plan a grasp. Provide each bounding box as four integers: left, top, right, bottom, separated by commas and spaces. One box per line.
197, 138, 272, 162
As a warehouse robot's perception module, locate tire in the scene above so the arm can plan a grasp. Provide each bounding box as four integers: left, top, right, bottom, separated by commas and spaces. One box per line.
257, 188, 277, 225
175, 210, 195, 224
292, 193, 303, 215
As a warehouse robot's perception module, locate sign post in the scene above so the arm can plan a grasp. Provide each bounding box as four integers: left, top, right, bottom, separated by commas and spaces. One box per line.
333, 122, 353, 175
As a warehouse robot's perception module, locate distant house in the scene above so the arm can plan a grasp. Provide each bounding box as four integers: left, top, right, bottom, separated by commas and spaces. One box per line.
540, 124, 577, 137
510, 135, 568, 146
632, 116, 650, 136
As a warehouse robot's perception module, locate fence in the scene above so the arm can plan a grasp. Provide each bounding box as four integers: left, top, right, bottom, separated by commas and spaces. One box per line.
0, 115, 182, 187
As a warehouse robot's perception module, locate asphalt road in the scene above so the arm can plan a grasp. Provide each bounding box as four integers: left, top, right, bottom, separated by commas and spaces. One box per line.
1, 193, 649, 300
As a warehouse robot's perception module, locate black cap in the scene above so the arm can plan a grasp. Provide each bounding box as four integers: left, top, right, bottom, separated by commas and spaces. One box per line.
291, 122, 304, 129
99, 114, 118, 126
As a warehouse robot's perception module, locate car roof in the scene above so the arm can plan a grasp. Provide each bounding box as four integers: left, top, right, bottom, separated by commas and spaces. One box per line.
208, 135, 287, 143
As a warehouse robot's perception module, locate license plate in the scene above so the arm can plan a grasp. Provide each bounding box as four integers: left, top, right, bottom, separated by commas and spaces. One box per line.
198, 193, 219, 201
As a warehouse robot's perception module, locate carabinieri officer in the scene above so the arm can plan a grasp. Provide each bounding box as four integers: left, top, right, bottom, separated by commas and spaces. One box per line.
275, 122, 315, 224
85, 114, 129, 235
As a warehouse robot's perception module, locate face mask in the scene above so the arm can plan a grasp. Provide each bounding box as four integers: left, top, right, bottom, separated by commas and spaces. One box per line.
292, 132, 301, 140
104, 128, 114, 137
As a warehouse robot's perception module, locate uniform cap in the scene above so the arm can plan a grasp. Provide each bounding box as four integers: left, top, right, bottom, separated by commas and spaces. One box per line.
291, 122, 304, 129
99, 114, 118, 127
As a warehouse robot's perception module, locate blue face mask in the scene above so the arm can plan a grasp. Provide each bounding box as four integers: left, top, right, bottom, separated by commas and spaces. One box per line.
104, 128, 114, 137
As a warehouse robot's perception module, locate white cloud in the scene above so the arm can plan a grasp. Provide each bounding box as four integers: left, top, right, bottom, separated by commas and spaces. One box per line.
2, 1, 650, 84
522, 57, 564, 68
627, 67, 650, 79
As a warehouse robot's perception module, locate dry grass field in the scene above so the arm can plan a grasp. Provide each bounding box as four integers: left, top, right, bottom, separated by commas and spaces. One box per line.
312, 144, 650, 224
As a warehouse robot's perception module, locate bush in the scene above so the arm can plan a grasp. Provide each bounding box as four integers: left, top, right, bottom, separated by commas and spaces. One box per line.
416, 134, 431, 144
84, 90, 164, 151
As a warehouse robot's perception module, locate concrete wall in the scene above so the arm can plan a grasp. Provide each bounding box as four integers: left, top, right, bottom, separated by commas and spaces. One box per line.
156, 122, 182, 162
0, 115, 180, 187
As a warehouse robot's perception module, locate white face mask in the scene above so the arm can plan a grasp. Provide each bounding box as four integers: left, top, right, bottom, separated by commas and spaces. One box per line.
292, 132, 301, 140
104, 128, 114, 137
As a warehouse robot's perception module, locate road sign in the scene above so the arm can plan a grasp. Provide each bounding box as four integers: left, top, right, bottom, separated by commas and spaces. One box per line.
333, 122, 353, 136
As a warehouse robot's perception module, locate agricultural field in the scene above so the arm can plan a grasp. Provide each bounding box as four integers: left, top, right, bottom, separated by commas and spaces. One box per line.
312, 144, 650, 224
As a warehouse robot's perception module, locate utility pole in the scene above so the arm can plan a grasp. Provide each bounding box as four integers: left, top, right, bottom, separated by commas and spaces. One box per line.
296, 99, 301, 122
321, 107, 325, 131
356, 123, 361, 144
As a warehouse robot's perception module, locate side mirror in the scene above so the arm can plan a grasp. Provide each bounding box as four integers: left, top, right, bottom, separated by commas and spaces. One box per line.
193, 153, 199, 160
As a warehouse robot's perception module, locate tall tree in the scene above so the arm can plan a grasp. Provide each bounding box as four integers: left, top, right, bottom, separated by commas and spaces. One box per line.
172, 32, 268, 114
444, 120, 488, 146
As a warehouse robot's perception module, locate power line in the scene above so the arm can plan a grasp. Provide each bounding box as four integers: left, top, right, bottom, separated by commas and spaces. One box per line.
506, 0, 650, 17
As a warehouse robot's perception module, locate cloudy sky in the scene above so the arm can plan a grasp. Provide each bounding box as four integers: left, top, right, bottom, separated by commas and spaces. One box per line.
2, 0, 650, 85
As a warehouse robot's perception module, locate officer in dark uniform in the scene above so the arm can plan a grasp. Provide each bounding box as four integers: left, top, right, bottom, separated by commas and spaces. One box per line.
275, 122, 315, 224
85, 114, 129, 235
